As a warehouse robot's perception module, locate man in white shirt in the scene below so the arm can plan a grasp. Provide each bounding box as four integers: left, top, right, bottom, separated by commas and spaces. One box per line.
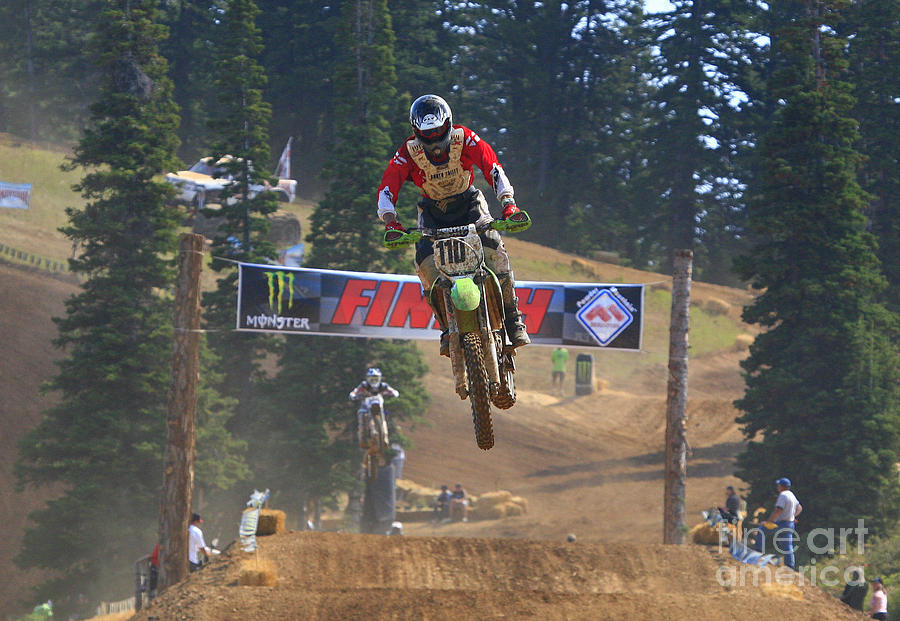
188, 513, 212, 572
768, 478, 802, 569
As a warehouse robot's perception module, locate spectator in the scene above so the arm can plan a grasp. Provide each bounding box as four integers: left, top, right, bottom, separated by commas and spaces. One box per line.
434, 485, 452, 522
148, 542, 159, 598
766, 477, 802, 569
188, 513, 214, 572
840, 569, 868, 612
389, 521, 404, 536
450, 483, 469, 523
870, 577, 888, 620
551, 347, 569, 396
718, 486, 741, 524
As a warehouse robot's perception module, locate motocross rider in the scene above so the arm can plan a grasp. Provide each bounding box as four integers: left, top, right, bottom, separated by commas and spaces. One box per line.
377, 94, 530, 357
349, 367, 399, 448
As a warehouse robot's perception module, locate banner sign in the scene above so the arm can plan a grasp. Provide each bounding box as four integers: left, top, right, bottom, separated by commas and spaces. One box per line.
0, 181, 32, 209
237, 263, 643, 350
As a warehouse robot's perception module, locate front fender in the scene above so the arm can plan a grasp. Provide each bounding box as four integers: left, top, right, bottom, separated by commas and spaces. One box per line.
450, 277, 481, 312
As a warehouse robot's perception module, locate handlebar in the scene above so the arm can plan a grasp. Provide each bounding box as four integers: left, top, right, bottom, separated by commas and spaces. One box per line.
384, 211, 531, 249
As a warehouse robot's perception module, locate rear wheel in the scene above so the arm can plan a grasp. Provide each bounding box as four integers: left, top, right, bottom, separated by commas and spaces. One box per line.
462, 331, 494, 450
492, 333, 516, 410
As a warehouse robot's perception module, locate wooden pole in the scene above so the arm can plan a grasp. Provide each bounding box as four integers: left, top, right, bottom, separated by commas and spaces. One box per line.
158, 233, 204, 588
663, 249, 693, 544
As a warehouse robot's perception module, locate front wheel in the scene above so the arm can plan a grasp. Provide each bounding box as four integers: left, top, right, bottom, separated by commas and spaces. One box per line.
371, 403, 390, 451
462, 331, 494, 450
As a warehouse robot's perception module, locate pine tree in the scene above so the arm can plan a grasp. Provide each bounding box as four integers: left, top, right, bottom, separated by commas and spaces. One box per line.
734, 0, 900, 536
846, 0, 900, 319
265, 0, 428, 525
447, 1, 644, 247
158, 0, 219, 161
13, 0, 181, 610
642, 0, 764, 278
256, 0, 343, 196
201, 0, 280, 433
0, 0, 100, 142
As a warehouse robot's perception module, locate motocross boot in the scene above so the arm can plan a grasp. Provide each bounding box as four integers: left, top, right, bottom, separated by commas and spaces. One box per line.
498, 272, 530, 348
424, 289, 450, 357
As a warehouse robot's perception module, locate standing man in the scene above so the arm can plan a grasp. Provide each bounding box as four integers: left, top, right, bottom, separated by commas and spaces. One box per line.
188, 513, 212, 572
723, 486, 741, 522
551, 346, 569, 396
768, 477, 802, 569
377, 94, 531, 357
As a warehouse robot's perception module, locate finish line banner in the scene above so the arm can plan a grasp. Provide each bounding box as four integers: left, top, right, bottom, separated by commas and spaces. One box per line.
236, 263, 643, 350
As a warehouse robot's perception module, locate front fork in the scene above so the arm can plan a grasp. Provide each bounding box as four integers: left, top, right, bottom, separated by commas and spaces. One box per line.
443, 275, 501, 401
444, 289, 468, 400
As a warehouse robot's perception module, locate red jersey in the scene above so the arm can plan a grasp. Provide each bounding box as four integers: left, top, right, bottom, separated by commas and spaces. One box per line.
376, 125, 513, 219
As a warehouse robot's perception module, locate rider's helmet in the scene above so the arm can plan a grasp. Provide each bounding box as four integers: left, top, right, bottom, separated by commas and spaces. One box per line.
366, 367, 382, 388
410, 94, 452, 164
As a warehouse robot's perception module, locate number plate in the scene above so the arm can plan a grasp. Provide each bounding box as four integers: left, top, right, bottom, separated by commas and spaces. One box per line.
434, 230, 483, 275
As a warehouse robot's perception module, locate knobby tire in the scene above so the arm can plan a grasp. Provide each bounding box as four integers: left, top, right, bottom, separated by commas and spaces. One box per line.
492, 333, 516, 410
462, 331, 494, 450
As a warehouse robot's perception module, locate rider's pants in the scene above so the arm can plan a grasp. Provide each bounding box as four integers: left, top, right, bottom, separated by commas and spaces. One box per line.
413, 187, 512, 292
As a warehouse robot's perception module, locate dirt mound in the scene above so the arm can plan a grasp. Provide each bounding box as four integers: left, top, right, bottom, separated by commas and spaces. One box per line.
129, 531, 863, 621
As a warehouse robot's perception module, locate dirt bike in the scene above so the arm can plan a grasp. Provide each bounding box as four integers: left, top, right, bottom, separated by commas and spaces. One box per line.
356, 393, 390, 482
384, 211, 531, 450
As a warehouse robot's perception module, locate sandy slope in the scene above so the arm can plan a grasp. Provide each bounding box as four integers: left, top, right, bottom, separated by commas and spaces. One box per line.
127, 532, 866, 621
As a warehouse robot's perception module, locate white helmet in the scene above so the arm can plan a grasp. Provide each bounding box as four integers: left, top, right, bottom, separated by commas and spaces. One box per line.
410, 94, 452, 163
366, 367, 382, 388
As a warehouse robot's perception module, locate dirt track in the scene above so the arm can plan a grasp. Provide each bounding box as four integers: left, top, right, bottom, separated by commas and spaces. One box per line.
0, 251, 867, 619
128, 532, 865, 621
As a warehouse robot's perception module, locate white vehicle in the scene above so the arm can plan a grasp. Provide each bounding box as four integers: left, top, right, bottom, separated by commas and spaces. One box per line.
165, 139, 296, 208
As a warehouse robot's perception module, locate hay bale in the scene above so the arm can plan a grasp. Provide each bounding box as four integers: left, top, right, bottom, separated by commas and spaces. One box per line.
502, 502, 525, 517
705, 297, 731, 316
397, 479, 441, 507
239, 558, 278, 586
404, 488, 438, 508
735, 334, 754, 351
689, 522, 724, 545
256, 509, 286, 536
476, 490, 513, 508
474, 503, 507, 520
509, 496, 529, 513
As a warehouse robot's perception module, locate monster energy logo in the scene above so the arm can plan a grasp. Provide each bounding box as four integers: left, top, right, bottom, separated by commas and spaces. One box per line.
576, 358, 592, 384
264, 270, 295, 315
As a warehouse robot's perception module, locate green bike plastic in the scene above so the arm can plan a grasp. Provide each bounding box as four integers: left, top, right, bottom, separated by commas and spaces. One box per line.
450, 277, 481, 311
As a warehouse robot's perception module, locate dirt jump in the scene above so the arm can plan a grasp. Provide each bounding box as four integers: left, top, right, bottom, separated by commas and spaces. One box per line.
0, 239, 869, 619
128, 532, 864, 621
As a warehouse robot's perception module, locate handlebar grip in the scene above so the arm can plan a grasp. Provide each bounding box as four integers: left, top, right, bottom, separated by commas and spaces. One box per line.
492, 210, 532, 233
383, 229, 423, 249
